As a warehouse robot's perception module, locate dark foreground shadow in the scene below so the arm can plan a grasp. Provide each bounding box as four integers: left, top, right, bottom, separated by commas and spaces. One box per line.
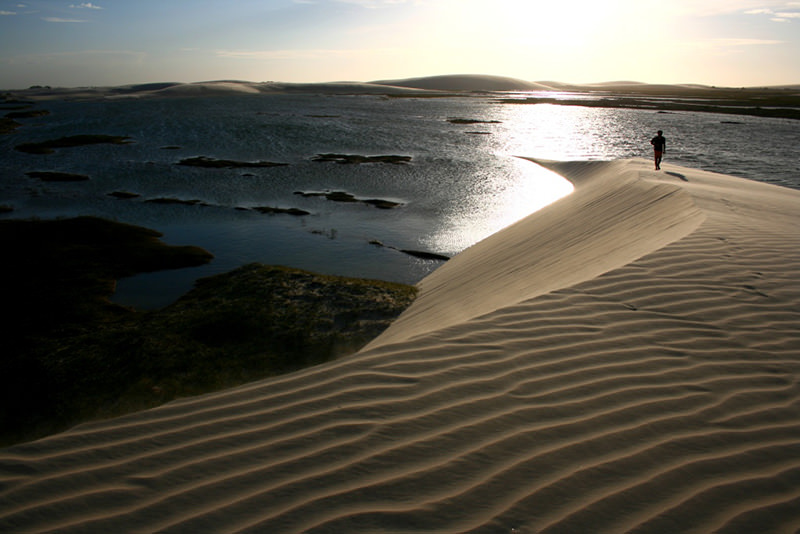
0, 217, 416, 446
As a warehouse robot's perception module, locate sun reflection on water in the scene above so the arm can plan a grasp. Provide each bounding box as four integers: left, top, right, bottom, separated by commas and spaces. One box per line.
494, 102, 647, 161
424, 155, 573, 254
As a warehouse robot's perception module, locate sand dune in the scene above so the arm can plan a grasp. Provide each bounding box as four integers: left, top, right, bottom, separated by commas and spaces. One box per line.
12, 76, 798, 103
1, 159, 799, 533
11, 80, 440, 100
371, 74, 554, 92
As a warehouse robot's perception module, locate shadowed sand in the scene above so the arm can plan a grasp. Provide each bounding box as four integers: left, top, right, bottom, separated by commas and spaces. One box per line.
1, 159, 799, 533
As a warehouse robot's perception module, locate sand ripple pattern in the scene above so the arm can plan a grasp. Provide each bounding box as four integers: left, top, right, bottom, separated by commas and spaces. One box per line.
1, 160, 799, 533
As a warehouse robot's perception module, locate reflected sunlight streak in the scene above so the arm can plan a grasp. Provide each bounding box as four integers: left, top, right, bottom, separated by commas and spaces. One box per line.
424, 157, 573, 255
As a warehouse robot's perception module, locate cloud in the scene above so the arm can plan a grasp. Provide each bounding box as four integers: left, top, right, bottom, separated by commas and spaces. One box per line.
69, 2, 103, 8
743, 4, 800, 21
0, 10, 17, 15
660, 0, 800, 17
711, 38, 785, 46
43, 17, 88, 22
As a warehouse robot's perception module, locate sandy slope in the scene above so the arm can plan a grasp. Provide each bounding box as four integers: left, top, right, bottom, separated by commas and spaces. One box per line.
1, 159, 799, 533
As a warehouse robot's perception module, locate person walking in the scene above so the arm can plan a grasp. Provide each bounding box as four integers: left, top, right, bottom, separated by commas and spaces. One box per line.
651, 130, 666, 170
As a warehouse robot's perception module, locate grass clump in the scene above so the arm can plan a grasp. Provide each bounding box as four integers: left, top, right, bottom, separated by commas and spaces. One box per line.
15, 134, 133, 154
176, 156, 288, 168
0, 218, 416, 446
0, 117, 21, 134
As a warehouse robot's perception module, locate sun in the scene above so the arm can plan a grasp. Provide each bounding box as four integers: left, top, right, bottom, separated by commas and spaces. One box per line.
434, 0, 651, 53
502, 0, 617, 50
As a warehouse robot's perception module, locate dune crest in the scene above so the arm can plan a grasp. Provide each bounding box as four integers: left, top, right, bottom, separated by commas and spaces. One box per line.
1, 159, 799, 533
367, 159, 705, 349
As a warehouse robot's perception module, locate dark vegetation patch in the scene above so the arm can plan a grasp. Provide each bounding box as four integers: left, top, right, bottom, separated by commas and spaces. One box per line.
145, 197, 210, 206
400, 249, 451, 261
0, 117, 22, 134
369, 240, 450, 261
0, 217, 416, 446
295, 190, 402, 209
176, 156, 288, 168
26, 171, 90, 182
109, 191, 141, 199
15, 135, 133, 154
447, 118, 502, 124
251, 206, 311, 216
111, 192, 312, 215
5, 109, 50, 119
312, 153, 412, 164
0, 205, 13, 214
363, 198, 402, 209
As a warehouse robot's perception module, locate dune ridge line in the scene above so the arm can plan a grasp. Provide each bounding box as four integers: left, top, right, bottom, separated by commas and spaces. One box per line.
366, 159, 706, 349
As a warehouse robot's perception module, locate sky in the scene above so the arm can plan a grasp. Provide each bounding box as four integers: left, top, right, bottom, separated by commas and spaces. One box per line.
1, 0, 799, 89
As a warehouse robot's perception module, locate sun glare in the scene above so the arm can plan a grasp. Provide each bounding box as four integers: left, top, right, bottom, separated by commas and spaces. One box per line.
421, 0, 661, 82
503, 0, 612, 50
425, 157, 573, 255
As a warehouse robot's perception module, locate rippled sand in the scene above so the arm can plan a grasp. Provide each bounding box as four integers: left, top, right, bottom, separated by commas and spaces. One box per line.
1, 158, 799, 533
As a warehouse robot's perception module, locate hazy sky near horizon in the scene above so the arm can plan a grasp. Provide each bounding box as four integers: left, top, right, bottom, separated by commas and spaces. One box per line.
1, 0, 799, 89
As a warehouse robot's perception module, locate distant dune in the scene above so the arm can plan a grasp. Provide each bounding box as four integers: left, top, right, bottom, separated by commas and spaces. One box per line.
372, 74, 554, 92
6, 80, 439, 100
7, 75, 799, 101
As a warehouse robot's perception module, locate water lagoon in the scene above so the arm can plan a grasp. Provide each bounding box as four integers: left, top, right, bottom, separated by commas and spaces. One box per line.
1, 93, 797, 307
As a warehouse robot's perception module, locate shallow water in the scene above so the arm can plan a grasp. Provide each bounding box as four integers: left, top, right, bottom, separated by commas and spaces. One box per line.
1, 94, 797, 307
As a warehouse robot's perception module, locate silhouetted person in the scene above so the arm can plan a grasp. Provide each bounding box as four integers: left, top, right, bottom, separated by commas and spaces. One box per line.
651, 130, 666, 170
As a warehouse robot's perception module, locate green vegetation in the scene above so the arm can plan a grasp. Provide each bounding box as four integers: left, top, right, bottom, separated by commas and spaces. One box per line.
26, 171, 90, 182
0, 217, 416, 446
2, 102, 47, 133
294, 190, 402, 209
109, 191, 141, 199
313, 153, 412, 164
144, 197, 209, 206
176, 156, 289, 168
251, 206, 311, 215
447, 118, 502, 124
15, 134, 133, 154
5, 109, 50, 119
0, 117, 21, 134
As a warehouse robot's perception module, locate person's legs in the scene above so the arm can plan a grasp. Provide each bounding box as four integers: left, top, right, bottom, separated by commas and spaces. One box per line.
654, 151, 662, 170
